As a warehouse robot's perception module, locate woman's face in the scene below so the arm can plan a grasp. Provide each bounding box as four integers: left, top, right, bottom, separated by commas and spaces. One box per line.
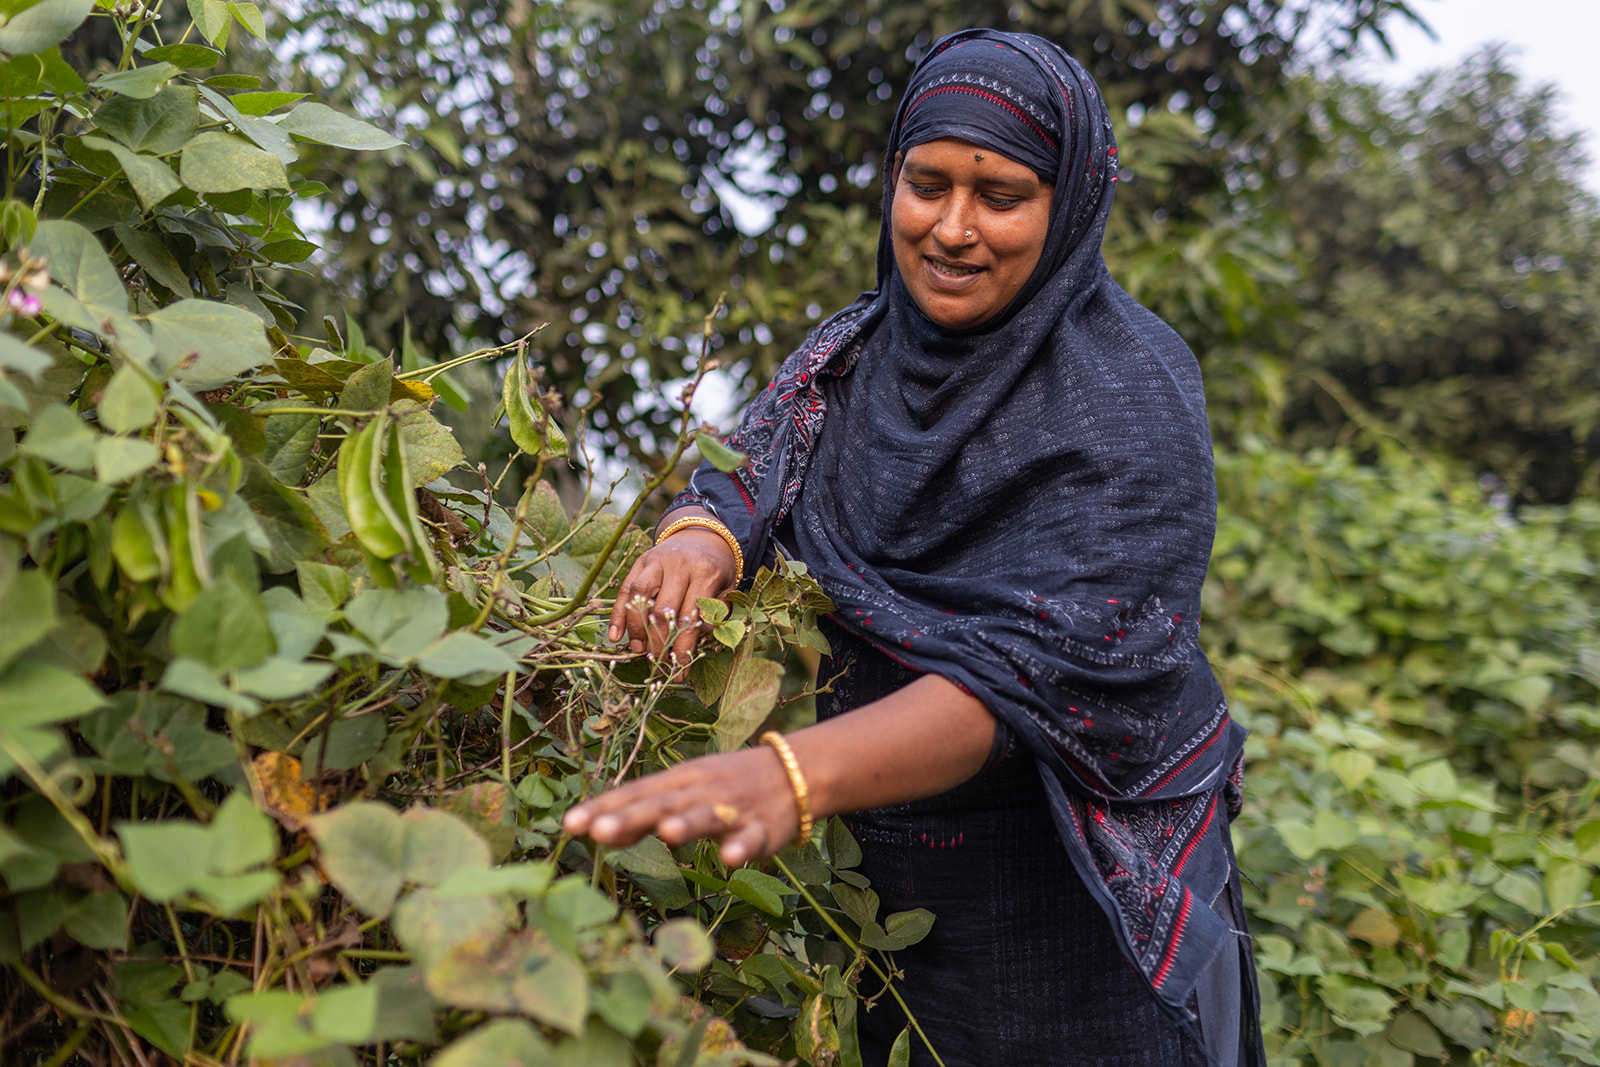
890, 137, 1052, 331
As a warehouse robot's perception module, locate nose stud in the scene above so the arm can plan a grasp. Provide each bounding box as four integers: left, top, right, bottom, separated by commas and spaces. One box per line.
964, 229, 972, 240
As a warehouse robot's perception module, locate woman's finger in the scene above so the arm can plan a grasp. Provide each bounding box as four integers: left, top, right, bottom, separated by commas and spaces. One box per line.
607, 556, 653, 643
648, 570, 692, 658
614, 559, 663, 652
718, 821, 773, 867
583, 787, 696, 847
658, 802, 742, 846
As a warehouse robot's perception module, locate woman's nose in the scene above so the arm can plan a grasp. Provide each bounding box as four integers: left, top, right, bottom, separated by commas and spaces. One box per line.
933, 197, 977, 248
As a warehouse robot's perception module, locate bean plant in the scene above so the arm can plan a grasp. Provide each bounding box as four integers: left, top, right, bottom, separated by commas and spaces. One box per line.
0, 4, 932, 1065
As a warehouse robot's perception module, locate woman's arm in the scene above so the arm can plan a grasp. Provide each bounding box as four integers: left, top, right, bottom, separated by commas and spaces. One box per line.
562, 672, 997, 865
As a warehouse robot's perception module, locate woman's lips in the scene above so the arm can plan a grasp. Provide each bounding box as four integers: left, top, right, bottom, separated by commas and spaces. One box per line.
924, 257, 985, 288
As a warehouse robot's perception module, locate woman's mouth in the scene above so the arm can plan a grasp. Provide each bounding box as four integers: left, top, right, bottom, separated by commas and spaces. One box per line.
927, 259, 983, 279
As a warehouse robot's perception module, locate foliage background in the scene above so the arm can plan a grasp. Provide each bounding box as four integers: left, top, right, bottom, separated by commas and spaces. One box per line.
2, 0, 1599, 1065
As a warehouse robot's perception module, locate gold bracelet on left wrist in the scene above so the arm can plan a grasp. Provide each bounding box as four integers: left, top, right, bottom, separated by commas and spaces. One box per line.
655, 515, 745, 585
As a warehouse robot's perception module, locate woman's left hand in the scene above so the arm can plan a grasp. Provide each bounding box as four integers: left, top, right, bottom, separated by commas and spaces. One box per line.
562, 746, 799, 866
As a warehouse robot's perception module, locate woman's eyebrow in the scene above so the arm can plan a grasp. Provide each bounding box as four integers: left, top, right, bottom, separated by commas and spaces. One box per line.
900, 162, 1042, 193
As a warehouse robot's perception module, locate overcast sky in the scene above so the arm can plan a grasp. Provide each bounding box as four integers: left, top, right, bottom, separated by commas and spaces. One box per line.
1353, 0, 1600, 185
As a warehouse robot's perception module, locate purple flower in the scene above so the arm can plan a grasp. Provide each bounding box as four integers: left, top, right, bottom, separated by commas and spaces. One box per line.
6, 289, 40, 316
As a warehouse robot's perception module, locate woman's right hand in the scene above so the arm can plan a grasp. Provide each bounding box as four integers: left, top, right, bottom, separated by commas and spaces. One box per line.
608, 508, 738, 665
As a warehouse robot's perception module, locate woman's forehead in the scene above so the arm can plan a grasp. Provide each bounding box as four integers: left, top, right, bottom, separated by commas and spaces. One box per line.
900, 138, 1049, 190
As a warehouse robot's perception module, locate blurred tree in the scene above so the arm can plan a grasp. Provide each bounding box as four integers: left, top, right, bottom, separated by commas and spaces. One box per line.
1253, 52, 1600, 503
262, 0, 1419, 470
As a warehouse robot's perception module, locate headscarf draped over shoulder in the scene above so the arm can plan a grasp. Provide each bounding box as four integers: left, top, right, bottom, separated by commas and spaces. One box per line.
675, 30, 1252, 1034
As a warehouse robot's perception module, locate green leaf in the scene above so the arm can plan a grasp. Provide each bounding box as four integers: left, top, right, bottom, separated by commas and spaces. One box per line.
19, 403, 96, 470
257, 238, 317, 263
888, 1027, 912, 1067
415, 631, 520, 680
27, 219, 128, 324
309, 982, 379, 1044
1493, 869, 1544, 915
397, 406, 465, 484
171, 572, 275, 672
307, 801, 406, 917
713, 651, 783, 751
159, 657, 260, 714
231, 656, 333, 701
400, 807, 491, 887
0, 0, 92, 55
0, 664, 103, 776
344, 587, 449, 661
97, 361, 161, 433
210, 791, 277, 873
1545, 860, 1590, 914
226, 990, 329, 1058
186, 0, 231, 45
882, 907, 935, 947
295, 560, 349, 615
118, 820, 212, 902
303, 714, 386, 773
339, 357, 394, 412
825, 817, 863, 869
278, 102, 404, 149
178, 131, 288, 193
93, 62, 181, 100
93, 435, 158, 483
728, 868, 789, 916
1387, 1011, 1446, 1058
229, 91, 308, 116
0, 334, 51, 382
429, 1019, 552, 1067
225, 0, 265, 39
1399, 874, 1484, 916
653, 917, 713, 971
143, 43, 222, 68
237, 463, 327, 573
259, 408, 317, 485
368, 966, 437, 1044
16, 890, 66, 950
592, 972, 654, 1039
0, 568, 55, 672
146, 298, 274, 388
62, 890, 128, 950
93, 84, 201, 155
1329, 749, 1375, 789
695, 431, 748, 472
78, 134, 180, 211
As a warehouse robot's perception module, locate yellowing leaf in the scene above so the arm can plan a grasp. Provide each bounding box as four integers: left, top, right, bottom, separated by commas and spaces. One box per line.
254, 751, 324, 832
1345, 907, 1400, 948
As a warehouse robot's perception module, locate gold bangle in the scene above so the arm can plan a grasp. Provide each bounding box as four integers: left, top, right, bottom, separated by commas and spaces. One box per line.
655, 515, 744, 585
759, 731, 813, 849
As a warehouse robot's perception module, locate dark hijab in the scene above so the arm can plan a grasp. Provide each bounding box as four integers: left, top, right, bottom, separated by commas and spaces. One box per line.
678, 30, 1255, 1042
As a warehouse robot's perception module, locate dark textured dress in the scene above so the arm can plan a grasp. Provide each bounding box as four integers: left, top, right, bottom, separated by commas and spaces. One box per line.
817, 619, 1237, 1067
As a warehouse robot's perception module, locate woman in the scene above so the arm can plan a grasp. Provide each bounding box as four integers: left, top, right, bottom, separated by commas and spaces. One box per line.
564, 29, 1262, 1067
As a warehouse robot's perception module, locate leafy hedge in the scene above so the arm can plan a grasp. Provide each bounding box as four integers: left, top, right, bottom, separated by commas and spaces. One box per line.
1210, 444, 1600, 1065
3, 3, 1599, 1067
0, 5, 924, 1065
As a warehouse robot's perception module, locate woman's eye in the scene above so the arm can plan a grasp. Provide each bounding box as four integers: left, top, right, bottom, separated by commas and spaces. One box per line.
908, 182, 943, 197
983, 195, 1022, 209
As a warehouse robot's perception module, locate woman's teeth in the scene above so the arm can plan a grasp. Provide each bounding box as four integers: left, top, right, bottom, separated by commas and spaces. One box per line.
931, 261, 981, 277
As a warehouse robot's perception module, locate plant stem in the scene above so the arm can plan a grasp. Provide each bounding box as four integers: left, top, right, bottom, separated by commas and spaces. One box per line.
11, 959, 122, 1025
772, 853, 948, 1067
0, 734, 130, 887
61, 175, 119, 221
39, 1022, 91, 1067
